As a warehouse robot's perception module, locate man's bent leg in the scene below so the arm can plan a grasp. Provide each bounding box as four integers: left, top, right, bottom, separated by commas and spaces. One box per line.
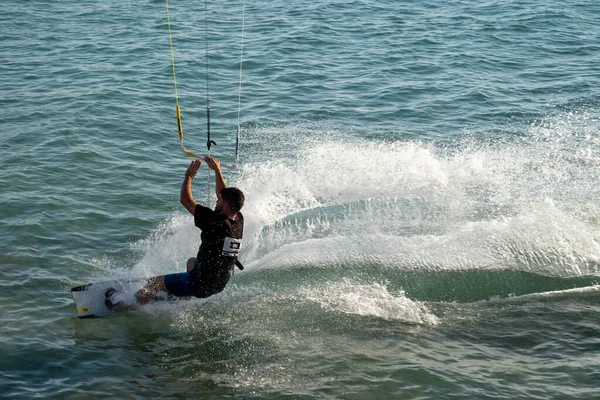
135, 275, 167, 305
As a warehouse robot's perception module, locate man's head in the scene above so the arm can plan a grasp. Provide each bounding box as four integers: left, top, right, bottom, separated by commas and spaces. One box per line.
217, 187, 245, 216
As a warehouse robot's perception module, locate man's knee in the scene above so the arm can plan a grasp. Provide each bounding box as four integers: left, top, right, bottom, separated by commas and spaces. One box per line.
186, 258, 197, 272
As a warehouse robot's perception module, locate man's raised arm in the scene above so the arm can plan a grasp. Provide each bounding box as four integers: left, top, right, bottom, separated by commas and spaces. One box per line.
180, 159, 201, 215
204, 156, 226, 199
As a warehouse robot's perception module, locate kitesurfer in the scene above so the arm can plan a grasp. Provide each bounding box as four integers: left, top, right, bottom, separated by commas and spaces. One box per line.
105, 156, 245, 310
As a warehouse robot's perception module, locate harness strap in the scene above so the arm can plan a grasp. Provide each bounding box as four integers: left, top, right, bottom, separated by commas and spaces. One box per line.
235, 260, 244, 270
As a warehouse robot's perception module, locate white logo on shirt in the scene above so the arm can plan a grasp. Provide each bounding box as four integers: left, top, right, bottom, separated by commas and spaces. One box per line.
222, 237, 242, 257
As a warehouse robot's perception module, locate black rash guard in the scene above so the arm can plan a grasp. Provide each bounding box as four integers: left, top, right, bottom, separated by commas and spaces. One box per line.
190, 204, 244, 293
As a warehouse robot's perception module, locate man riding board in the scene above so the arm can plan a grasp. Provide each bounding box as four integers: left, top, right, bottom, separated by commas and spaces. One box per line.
105, 156, 245, 310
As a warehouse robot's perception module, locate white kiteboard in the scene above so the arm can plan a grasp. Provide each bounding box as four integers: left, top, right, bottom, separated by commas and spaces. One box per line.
70, 278, 176, 318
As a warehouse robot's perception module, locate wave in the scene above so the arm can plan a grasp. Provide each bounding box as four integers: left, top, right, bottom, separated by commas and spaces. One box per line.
117, 107, 600, 316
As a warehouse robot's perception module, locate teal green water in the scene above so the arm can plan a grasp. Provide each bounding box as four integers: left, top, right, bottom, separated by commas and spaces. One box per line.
2, 0, 600, 398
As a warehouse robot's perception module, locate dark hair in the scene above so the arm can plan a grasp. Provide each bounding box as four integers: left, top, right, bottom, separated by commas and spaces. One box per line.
220, 187, 245, 213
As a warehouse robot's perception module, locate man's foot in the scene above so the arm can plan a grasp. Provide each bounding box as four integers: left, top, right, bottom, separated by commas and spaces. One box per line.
105, 287, 126, 311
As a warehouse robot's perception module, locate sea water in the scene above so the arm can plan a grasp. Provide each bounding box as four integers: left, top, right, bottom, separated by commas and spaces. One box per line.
2, 0, 600, 398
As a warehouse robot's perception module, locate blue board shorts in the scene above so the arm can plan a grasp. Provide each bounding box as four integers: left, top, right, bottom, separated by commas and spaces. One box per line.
164, 271, 216, 299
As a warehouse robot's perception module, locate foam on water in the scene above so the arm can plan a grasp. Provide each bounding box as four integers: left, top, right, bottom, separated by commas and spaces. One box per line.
296, 278, 439, 324
235, 110, 600, 275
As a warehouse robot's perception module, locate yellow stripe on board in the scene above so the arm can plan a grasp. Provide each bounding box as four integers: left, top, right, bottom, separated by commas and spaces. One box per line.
76, 308, 89, 313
